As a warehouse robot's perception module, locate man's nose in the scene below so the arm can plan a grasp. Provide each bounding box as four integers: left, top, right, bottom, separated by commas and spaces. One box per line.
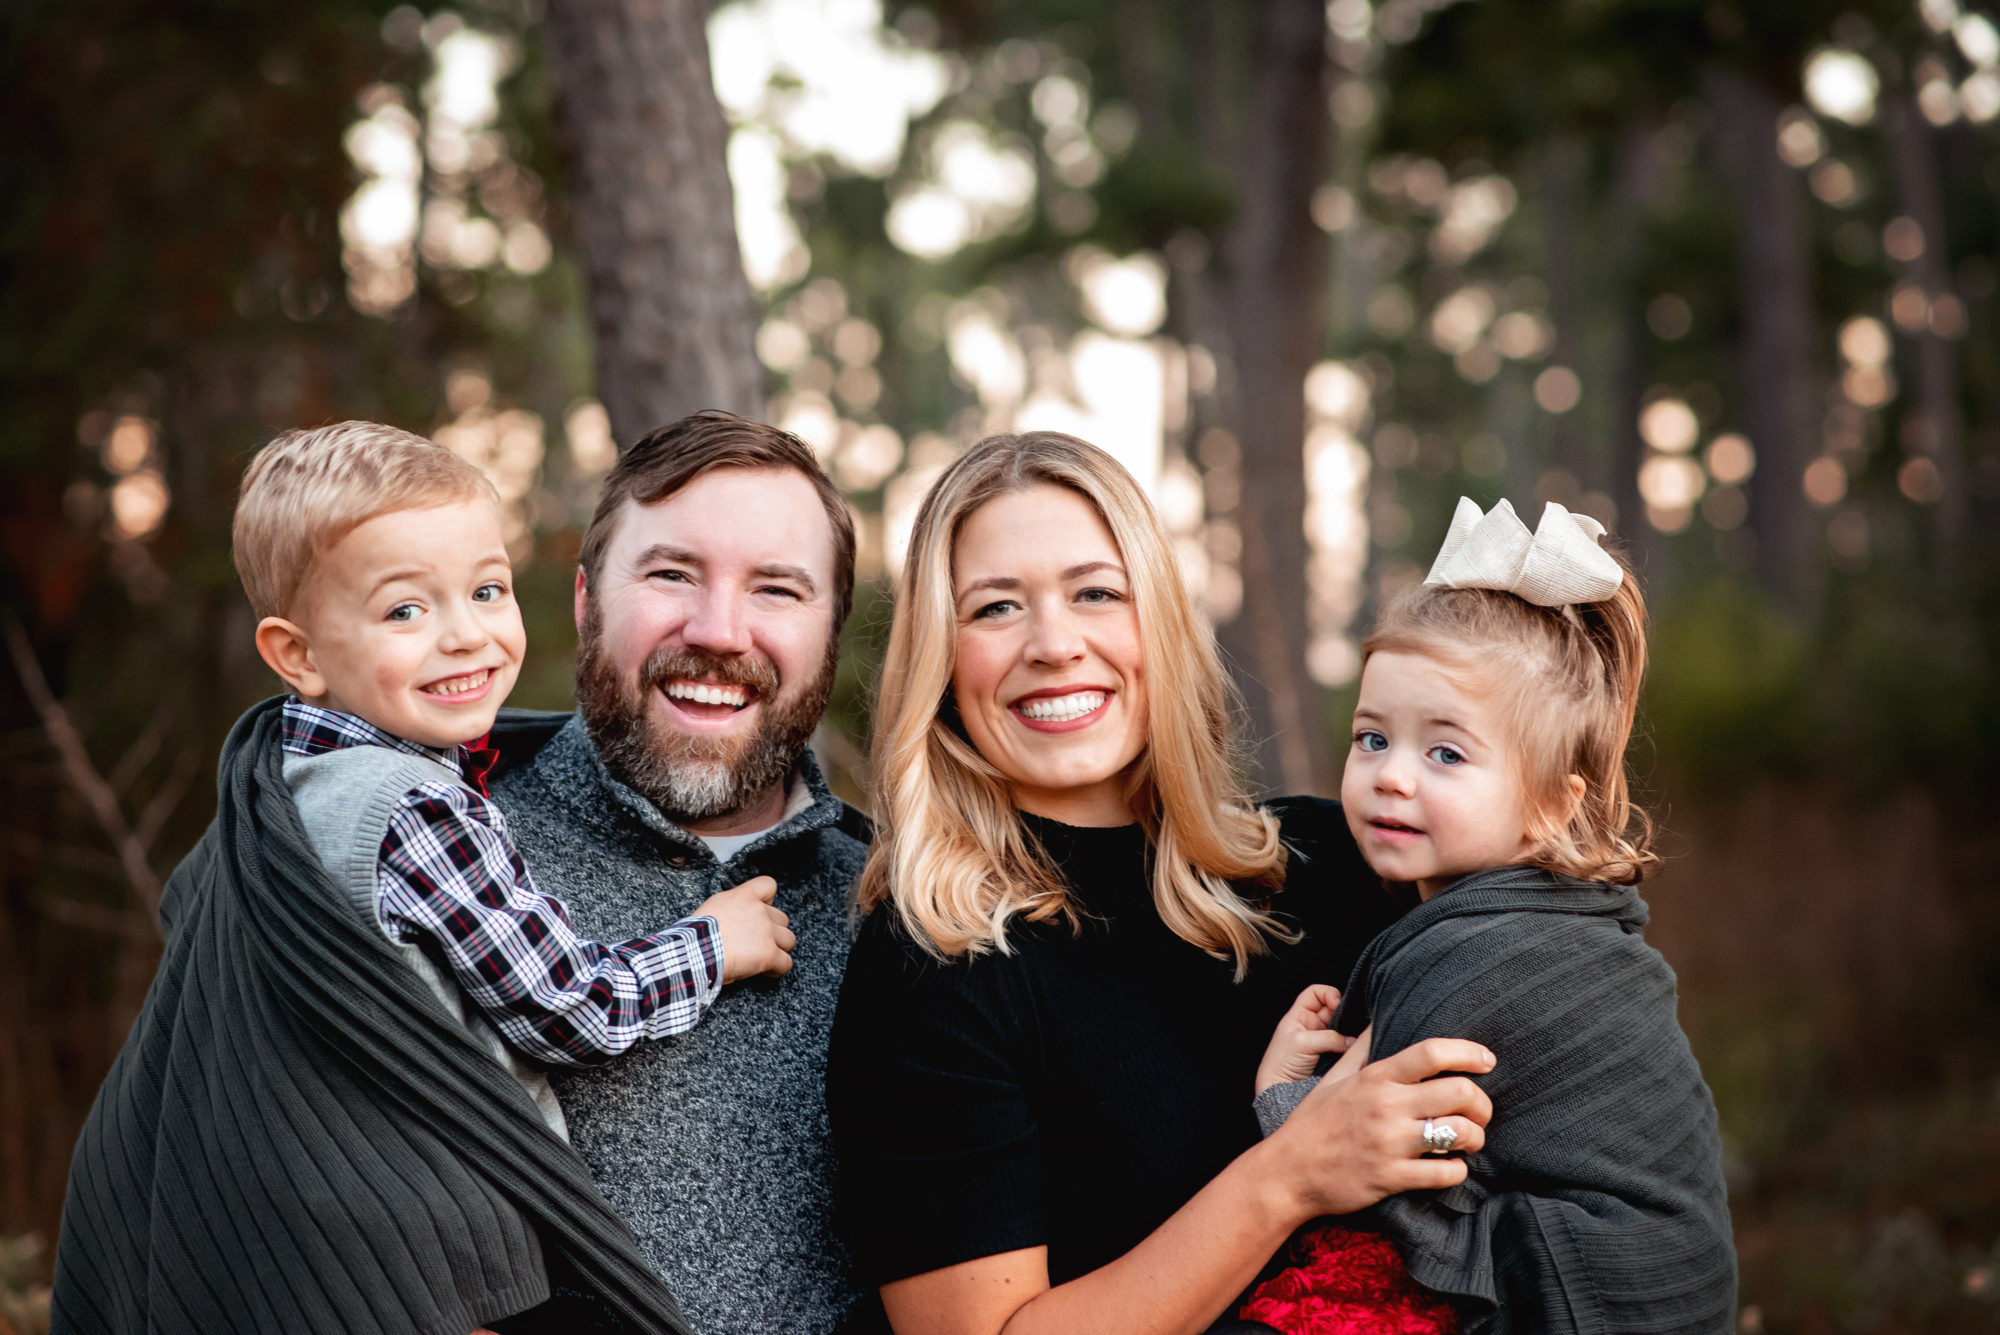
681, 586, 752, 655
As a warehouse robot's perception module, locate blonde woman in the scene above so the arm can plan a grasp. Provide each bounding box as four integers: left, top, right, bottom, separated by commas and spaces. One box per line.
827, 433, 1497, 1335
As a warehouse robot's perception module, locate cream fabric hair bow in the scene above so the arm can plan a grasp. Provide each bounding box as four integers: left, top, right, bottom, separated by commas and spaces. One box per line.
1423, 496, 1624, 607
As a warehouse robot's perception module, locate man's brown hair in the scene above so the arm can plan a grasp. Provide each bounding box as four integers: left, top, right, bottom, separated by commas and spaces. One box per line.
578, 410, 857, 631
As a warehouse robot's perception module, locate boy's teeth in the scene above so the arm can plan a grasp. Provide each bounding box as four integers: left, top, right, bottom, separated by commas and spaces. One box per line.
430, 670, 488, 696
1019, 691, 1107, 722
665, 680, 749, 708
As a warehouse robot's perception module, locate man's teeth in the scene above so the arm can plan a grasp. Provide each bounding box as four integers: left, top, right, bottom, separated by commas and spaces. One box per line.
1019, 691, 1107, 722
665, 680, 750, 708
428, 670, 489, 696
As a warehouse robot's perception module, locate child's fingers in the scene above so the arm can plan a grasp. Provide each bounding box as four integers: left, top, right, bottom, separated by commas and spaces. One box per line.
1291, 1029, 1353, 1056
744, 875, 779, 902
775, 924, 798, 953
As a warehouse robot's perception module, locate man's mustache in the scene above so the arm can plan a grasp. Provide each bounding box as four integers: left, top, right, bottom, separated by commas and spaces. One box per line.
638, 646, 781, 698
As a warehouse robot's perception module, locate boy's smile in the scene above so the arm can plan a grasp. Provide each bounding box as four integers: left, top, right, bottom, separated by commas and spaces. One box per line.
258, 498, 525, 749
1340, 650, 1536, 900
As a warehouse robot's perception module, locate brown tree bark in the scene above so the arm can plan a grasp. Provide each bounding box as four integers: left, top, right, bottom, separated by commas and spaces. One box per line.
541, 0, 763, 446
1887, 91, 1968, 570
1215, 0, 1333, 795
1706, 67, 1819, 611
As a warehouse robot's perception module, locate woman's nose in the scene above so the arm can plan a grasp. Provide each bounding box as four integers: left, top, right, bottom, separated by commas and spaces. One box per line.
1022, 604, 1086, 666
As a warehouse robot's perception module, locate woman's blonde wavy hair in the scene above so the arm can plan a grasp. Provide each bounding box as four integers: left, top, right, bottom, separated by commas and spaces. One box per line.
1363, 559, 1660, 885
854, 431, 1291, 978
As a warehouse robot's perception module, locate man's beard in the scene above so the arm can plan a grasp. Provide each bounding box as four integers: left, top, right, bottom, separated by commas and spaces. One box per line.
574, 603, 837, 825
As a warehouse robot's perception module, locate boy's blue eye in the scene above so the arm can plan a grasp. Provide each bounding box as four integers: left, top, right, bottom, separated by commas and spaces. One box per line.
1353, 729, 1387, 752
473, 582, 506, 603
1428, 744, 1466, 766
386, 603, 420, 623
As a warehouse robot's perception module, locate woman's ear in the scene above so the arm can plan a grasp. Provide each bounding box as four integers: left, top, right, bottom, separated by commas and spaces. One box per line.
255, 617, 327, 700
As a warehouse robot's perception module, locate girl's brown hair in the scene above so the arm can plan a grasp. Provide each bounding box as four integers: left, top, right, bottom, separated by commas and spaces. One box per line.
1364, 558, 1659, 885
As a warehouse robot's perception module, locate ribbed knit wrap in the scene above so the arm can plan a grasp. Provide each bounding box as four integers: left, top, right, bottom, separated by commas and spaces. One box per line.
50, 698, 691, 1335
1270, 866, 1736, 1334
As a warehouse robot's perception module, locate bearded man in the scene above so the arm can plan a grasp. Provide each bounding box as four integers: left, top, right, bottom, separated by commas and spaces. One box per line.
488, 411, 872, 1335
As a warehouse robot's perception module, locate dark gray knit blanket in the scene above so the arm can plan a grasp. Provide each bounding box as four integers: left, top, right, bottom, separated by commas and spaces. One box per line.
50, 698, 690, 1335
1320, 865, 1736, 1334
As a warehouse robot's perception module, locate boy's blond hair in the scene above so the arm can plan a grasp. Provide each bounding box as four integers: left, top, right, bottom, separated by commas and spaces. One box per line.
232, 421, 497, 620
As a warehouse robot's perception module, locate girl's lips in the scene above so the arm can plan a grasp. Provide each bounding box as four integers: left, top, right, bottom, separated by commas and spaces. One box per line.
1009, 689, 1113, 735
1368, 818, 1425, 843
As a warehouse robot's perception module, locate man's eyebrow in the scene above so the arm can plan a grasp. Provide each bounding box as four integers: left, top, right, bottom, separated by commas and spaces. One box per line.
631, 543, 702, 569
754, 563, 819, 595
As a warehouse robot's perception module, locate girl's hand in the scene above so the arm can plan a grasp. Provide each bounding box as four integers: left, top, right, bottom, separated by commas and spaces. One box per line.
1254, 984, 1352, 1094
1261, 1036, 1495, 1218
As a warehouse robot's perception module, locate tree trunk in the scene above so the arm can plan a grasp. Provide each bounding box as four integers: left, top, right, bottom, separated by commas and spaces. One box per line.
541, 0, 763, 446
1215, 0, 1333, 796
1706, 68, 1819, 611
1887, 91, 1968, 574
1606, 117, 1666, 581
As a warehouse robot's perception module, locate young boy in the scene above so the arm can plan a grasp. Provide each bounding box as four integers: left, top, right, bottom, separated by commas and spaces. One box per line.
238, 423, 795, 1133
53, 422, 781, 1335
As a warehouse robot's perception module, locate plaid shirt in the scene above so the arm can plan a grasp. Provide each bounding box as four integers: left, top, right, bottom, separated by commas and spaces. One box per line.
280, 699, 722, 1068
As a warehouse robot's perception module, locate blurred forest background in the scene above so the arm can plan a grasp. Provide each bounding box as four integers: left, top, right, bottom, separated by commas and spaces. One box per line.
4, 0, 2000, 1331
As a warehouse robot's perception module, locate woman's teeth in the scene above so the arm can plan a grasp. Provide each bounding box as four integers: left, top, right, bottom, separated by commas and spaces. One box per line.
426, 670, 489, 696
1018, 691, 1106, 722
665, 680, 750, 708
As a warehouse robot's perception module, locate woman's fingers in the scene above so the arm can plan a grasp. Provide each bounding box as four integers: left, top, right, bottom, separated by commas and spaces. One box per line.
1368, 1036, 1494, 1085
1292, 1028, 1352, 1056
1402, 1074, 1493, 1129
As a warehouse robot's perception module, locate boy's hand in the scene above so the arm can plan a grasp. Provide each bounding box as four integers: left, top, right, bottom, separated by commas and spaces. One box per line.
1255, 983, 1354, 1094
696, 876, 796, 982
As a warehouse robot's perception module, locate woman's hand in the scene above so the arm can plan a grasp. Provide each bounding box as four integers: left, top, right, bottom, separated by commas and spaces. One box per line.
1254, 984, 1352, 1093
1260, 1036, 1494, 1219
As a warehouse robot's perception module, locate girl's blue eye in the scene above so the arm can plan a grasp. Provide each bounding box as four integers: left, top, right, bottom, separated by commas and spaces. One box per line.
1354, 729, 1387, 753
386, 603, 420, 623
473, 582, 506, 603
1428, 744, 1466, 766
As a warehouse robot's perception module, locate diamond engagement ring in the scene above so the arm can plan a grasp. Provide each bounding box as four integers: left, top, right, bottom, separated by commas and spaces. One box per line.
1421, 1118, 1458, 1154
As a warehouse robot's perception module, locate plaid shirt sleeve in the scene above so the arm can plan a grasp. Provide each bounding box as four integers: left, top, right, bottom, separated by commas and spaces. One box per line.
377, 780, 724, 1068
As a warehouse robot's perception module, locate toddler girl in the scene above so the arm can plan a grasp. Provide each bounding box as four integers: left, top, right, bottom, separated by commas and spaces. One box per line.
1238, 498, 1736, 1335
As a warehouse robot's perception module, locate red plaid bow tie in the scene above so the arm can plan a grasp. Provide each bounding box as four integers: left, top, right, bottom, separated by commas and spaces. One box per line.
460, 732, 502, 797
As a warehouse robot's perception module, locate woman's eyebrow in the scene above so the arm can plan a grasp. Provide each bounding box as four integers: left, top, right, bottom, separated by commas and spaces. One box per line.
1063, 560, 1124, 580
957, 575, 1022, 598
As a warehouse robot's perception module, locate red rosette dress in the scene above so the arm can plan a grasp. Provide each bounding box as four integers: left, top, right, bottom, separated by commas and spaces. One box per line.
1238, 1222, 1460, 1335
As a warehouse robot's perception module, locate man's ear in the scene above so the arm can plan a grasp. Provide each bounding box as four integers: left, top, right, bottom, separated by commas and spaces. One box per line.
573, 567, 589, 632
255, 617, 327, 700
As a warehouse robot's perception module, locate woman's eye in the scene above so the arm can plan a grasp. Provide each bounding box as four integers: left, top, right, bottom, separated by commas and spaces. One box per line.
1428, 744, 1466, 766
472, 582, 507, 603
972, 599, 1019, 620
386, 603, 420, 623
1353, 729, 1387, 753
1076, 586, 1123, 605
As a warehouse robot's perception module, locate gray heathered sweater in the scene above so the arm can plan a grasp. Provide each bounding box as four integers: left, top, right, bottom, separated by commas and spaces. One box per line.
488, 713, 871, 1335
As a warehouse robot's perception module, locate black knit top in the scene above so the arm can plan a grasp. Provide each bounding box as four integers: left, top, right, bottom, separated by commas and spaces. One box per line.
826, 798, 1412, 1290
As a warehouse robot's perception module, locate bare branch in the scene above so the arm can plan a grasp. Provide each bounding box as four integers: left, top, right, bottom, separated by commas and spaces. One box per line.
2, 614, 163, 935
38, 892, 156, 938
109, 706, 173, 795
135, 749, 201, 850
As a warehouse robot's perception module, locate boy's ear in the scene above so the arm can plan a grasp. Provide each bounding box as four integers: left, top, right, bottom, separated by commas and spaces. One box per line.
255, 617, 327, 699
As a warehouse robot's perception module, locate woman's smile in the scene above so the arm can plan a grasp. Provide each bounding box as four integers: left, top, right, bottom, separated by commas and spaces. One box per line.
1009, 686, 1113, 732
